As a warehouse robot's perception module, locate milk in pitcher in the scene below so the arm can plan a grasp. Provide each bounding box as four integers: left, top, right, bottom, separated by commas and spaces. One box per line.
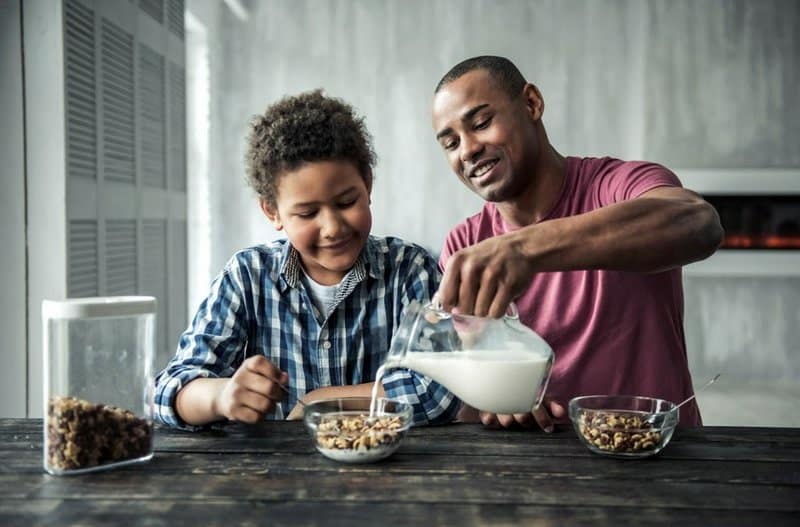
392, 349, 550, 414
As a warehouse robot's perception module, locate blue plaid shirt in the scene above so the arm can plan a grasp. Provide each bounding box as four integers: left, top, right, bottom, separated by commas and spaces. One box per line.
154, 235, 460, 429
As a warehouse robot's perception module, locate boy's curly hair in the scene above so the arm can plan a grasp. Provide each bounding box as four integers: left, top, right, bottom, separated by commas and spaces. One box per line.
245, 90, 376, 209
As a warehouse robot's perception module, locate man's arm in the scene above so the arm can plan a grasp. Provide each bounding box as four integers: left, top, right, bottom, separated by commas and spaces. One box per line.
439, 186, 723, 318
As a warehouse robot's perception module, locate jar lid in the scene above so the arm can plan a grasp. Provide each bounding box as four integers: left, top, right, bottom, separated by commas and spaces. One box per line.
42, 296, 157, 319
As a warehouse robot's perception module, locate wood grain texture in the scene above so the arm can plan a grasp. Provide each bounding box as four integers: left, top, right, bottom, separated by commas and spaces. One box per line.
1, 419, 798, 526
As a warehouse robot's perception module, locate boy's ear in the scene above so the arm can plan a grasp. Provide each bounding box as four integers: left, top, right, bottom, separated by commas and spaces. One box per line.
260, 198, 283, 230
365, 169, 373, 195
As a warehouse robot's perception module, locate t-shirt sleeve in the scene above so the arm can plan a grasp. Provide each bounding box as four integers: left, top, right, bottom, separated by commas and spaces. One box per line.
595, 161, 683, 206
438, 222, 472, 273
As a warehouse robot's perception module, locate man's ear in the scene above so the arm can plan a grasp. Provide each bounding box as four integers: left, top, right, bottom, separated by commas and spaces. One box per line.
522, 83, 544, 121
259, 197, 283, 230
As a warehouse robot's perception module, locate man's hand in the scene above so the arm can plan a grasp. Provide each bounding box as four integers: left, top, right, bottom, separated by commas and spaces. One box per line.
213, 355, 289, 424
457, 399, 566, 432
438, 232, 534, 318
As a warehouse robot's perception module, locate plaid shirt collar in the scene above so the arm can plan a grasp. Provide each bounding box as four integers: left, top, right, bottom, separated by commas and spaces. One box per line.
277, 237, 382, 293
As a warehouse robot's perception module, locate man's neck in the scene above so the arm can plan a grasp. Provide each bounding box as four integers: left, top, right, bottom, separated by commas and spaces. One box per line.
496, 145, 566, 227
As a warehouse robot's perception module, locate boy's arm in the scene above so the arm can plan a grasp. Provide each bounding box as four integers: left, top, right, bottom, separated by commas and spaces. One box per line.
154, 268, 251, 430
177, 356, 290, 425
382, 370, 459, 425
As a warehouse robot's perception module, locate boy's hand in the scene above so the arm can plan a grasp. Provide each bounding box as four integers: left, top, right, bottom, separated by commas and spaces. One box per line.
214, 356, 289, 424
457, 398, 565, 432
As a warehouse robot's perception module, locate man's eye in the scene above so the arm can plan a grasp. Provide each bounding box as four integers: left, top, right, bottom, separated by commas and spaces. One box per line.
338, 199, 357, 208
475, 118, 491, 130
296, 211, 316, 219
443, 139, 458, 150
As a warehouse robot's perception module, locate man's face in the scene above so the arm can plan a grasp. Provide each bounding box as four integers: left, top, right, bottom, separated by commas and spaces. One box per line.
264, 160, 372, 285
431, 69, 539, 202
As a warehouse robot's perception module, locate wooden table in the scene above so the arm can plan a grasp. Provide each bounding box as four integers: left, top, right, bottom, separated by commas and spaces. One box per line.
1, 419, 798, 526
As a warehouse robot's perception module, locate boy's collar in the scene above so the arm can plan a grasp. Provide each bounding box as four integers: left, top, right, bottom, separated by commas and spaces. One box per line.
278, 237, 381, 292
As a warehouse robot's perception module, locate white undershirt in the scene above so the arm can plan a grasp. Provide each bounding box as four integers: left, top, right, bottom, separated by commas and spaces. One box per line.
300, 269, 341, 320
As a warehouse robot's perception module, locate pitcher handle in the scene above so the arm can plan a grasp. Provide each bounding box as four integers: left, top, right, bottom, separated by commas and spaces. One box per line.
505, 302, 520, 320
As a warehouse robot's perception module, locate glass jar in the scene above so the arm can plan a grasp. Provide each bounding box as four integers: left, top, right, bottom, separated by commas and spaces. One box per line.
42, 296, 156, 475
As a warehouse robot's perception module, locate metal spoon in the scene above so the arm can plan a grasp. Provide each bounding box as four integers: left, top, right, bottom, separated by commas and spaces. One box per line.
644, 373, 720, 425
275, 380, 306, 407
243, 344, 306, 407
674, 373, 721, 411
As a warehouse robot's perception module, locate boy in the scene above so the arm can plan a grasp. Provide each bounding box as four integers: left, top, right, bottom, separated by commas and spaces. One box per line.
155, 90, 459, 429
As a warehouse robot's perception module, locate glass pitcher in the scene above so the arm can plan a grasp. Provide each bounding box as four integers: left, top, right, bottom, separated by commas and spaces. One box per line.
384, 301, 554, 414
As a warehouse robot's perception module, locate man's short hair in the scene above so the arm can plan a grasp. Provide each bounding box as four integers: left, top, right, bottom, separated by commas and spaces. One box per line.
245, 90, 376, 209
434, 56, 526, 99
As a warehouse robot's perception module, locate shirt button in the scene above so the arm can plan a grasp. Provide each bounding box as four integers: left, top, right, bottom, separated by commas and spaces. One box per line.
322, 341, 332, 350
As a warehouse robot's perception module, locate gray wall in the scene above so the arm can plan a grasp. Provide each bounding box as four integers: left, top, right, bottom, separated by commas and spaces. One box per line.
0, 0, 27, 417
187, 0, 800, 424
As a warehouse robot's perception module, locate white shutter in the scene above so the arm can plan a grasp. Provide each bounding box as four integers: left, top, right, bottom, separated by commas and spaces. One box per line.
65, 0, 97, 181
26, 0, 187, 416
101, 19, 135, 184
167, 0, 184, 40
105, 219, 138, 295
68, 220, 99, 298
139, 43, 167, 189
168, 62, 186, 191
142, 219, 169, 355
139, 0, 164, 24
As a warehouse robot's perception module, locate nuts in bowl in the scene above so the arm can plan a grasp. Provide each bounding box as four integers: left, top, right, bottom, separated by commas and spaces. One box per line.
569, 395, 679, 458
303, 397, 413, 463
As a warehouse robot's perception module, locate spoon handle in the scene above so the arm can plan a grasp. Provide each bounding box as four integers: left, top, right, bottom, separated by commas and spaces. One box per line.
274, 380, 307, 407
676, 373, 721, 410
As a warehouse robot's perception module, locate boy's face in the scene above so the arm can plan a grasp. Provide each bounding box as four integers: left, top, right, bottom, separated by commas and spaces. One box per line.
262, 160, 372, 286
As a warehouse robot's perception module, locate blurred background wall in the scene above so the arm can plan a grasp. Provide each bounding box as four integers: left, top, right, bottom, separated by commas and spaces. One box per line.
185, 0, 799, 425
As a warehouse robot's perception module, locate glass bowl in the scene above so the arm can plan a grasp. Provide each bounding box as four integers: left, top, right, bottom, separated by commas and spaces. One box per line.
303, 397, 413, 463
568, 395, 679, 458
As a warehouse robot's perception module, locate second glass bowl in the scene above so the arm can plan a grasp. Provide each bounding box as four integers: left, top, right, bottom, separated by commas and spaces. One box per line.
569, 395, 679, 458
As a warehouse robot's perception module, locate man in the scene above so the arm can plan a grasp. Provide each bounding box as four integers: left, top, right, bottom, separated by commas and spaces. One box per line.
431, 56, 723, 431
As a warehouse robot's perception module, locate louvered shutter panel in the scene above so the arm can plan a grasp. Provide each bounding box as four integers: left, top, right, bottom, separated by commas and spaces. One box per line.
167, 0, 184, 40
139, 0, 163, 24
68, 220, 99, 297
169, 63, 186, 191
139, 43, 167, 189
101, 19, 135, 184
105, 219, 138, 295
65, 0, 97, 181
142, 219, 168, 355
26, 0, 188, 417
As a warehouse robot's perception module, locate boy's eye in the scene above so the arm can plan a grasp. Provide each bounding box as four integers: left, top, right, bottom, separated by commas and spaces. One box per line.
296, 210, 317, 219
338, 198, 357, 208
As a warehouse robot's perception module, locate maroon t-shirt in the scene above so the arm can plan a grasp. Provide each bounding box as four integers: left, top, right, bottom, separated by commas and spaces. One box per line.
440, 157, 701, 426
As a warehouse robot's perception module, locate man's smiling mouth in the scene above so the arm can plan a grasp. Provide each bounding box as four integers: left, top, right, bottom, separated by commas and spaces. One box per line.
467, 159, 500, 179
470, 159, 498, 178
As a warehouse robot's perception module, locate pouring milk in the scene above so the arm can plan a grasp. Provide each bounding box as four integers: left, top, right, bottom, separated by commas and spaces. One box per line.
371, 302, 554, 416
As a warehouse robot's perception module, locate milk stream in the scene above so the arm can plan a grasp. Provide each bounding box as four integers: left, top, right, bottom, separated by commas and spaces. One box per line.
370, 350, 550, 416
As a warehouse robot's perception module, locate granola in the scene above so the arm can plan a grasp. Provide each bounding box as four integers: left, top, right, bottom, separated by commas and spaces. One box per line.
47, 396, 152, 471
578, 410, 663, 454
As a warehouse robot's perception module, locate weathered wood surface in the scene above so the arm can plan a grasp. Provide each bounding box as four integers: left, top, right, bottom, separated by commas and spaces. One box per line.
1, 419, 798, 526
